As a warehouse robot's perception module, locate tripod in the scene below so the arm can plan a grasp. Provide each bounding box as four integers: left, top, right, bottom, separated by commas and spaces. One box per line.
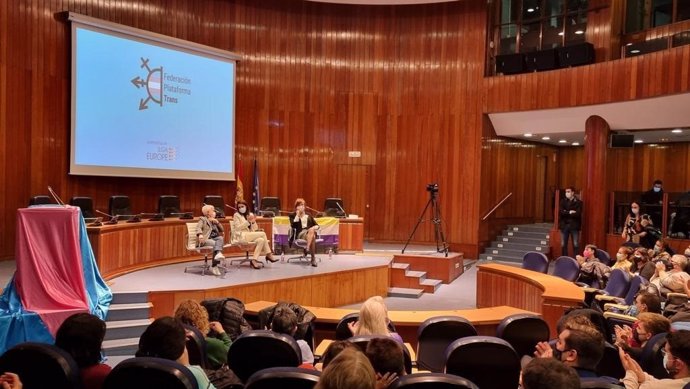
402, 188, 449, 257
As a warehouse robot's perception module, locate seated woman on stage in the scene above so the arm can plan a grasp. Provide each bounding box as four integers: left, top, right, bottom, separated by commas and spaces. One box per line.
348, 296, 403, 344
289, 198, 319, 267
197, 204, 225, 276
231, 199, 276, 269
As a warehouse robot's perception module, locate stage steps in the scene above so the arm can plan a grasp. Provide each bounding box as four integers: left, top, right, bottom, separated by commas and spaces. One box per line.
387, 287, 424, 299
104, 291, 152, 357
479, 223, 552, 264
390, 262, 442, 296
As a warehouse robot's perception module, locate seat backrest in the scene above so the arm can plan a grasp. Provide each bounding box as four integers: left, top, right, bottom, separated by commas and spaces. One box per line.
580, 378, 626, 388
496, 313, 550, 358
553, 256, 580, 281
29, 195, 55, 206
0, 342, 81, 389
70, 196, 95, 218
639, 332, 670, 379
323, 198, 345, 218
183, 324, 209, 369
623, 275, 647, 305
348, 335, 412, 374
444, 336, 520, 389
103, 357, 197, 389
604, 269, 631, 298
227, 330, 302, 383
203, 195, 225, 218
245, 367, 320, 389
158, 195, 181, 217
416, 316, 478, 373
109, 195, 132, 217
260, 197, 281, 217
185, 223, 200, 251
596, 342, 626, 379
388, 373, 479, 389
522, 252, 549, 273
595, 249, 613, 266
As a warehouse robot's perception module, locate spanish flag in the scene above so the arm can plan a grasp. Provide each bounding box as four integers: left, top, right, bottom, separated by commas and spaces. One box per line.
235, 160, 244, 205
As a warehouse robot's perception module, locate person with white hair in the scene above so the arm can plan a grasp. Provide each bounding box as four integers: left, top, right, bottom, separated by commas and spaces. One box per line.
197, 204, 225, 276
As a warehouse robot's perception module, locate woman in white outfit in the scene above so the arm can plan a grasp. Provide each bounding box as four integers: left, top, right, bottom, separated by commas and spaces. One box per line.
231, 199, 277, 269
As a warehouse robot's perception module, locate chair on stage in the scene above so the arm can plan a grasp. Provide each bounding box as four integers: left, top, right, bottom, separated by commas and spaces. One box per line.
203, 195, 226, 218
109, 195, 133, 220
416, 316, 477, 373
28, 195, 55, 206
104, 357, 197, 389
229, 219, 258, 268
287, 227, 324, 264
158, 195, 181, 217
0, 342, 82, 389
260, 197, 281, 217
70, 196, 95, 218
183, 222, 228, 276
522, 251, 549, 273
323, 198, 346, 218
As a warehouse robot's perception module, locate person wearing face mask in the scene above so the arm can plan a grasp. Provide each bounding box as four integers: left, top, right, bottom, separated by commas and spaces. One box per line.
642, 180, 665, 228
651, 238, 673, 262
623, 202, 646, 244
231, 199, 276, 269
559, 186, 582, 257
613, 246, 634, 273
651, 254, 690, 295
615, 312, 671, 361
533, 322, 605, 379
631, 248, 656, 281
289, 198, 319, 267
620, 330, 690, 388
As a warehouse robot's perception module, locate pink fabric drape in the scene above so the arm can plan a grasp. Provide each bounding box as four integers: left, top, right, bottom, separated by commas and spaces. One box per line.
15, 207, 89, 335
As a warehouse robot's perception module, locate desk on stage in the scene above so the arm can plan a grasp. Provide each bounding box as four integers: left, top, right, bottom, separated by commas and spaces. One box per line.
87, 216, 364, 279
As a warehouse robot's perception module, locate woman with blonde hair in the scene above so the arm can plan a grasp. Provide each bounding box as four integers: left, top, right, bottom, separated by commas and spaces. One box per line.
348, 296, 403, 343
174, 299, 231, 369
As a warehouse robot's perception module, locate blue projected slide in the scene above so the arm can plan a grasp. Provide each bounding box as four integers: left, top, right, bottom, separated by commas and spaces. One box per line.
70, 22, 236, 180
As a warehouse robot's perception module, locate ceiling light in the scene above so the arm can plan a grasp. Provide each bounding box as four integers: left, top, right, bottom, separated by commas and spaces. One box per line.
524, 133, 533, 137
541, 136, 550, 140
574, 30, 584, 35
660, 138, 669, 142
634, 139, 643, 144
626, 43, 633, 46
630, 49, 640, 54
527, 8, 535, 12
558, 32, 564, 36
558, 139, 567, 144
572, 142, 580, 146
672, 129, 683, 133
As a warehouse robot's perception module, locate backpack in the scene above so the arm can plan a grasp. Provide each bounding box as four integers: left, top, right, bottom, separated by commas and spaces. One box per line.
201, 297, 252, 340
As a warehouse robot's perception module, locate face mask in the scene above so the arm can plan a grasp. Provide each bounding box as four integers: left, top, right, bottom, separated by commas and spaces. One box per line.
654, 246, 661, 254
664, 354, 678, 376
617, 253, 626, 261
632, 208, 639, 214
297, 205, 305, 212
565, 192, 573, 199
238, 206, 246, 213
552, 347, 563, 361
653, 187, 661, 193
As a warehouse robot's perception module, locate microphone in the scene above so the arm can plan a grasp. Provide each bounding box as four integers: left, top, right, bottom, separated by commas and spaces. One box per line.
47, 186, 66, 206
336, 202, 348, 217
96, 209, 118, 224
140, 212, 164, 221
225, 203, 237, 212
170, 212, 193, 220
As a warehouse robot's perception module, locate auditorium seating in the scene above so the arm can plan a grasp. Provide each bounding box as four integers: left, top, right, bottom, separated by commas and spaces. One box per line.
183, 324, 209, 369
227, 330, 302, 383
495, 313, 550, 358
639, 332, 670, 379
596, 342, 626, 379
323, 198, 346, 218
552, 256, 580, 281
245, 367, 320, 389
583, 268, 631, 307
104, 357, 197, 389
389, 373, 479, 389
444, 336, 520, 389
595, 274, 647, 312
522, 251, 549, 273
0, 342, 81, 389
416, 316, 477, 373
334, 312, 397, 340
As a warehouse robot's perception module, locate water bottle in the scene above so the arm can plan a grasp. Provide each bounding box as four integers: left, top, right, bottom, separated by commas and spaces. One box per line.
328, 247, 333, 260
280, 251, 285, 263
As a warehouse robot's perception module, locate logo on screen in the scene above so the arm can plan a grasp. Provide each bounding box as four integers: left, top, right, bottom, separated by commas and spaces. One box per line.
131, 58, 192, 111
146, 141, 178, 162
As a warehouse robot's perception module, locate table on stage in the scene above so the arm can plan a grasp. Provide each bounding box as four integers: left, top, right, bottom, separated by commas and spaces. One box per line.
87, 216, 364, 279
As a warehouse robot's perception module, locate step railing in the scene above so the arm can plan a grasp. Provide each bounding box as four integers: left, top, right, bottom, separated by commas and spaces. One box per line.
481, 192, 513, 221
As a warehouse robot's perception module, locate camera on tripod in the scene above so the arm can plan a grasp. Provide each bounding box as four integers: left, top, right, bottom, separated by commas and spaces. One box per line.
427, 183, 439, 193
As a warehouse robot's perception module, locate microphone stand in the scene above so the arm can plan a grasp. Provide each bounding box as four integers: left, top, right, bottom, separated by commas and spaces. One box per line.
96, 210, 118, 225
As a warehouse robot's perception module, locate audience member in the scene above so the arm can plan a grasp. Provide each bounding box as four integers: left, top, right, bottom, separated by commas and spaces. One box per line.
289, 198, 320, 267
174, 299, 231, 369
54, 313, 111, 389
615, 312, 671, 360
318, 340, 358, 371
559, 186, 582, 257
348, 296, 403, 343
685, 244, 690, 259
0, 373, 22, 389
620, 330, 690, 388
136, 316, 216, 389
651, 255, 690, 295
622, 202, 645, 245
231, 199, 276, 269
314, 348, 376, 389
613, 246, 634, 273
641, 180, 664, 227
628, 292, 663, 317
639, 214, 660, 249
535, 323, 605, 378
197, 204, 225, 276
521, 357, 580, 389
631, 247, 656, 281
651, 238, 673, 263
576, 244, 610, 286
270, 307, 315, 365
365, 337, 405, 388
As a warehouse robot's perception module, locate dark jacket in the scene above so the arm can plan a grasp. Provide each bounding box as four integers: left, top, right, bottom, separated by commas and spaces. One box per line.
559, 197, 582, 231
257, 302, 316, 341
288, 212, 318, 247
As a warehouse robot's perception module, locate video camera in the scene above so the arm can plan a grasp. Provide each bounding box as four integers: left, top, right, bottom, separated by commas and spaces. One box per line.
427, 183, 439, 193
